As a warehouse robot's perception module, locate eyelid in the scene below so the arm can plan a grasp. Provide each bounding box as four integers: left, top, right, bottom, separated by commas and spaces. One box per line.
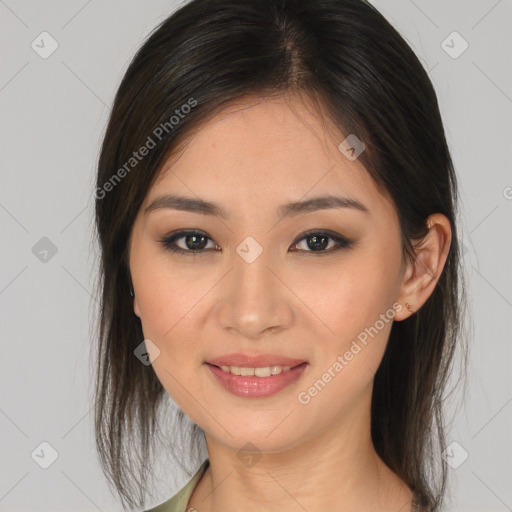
291, 228, 347, 245
159, 228, 353, 255
160, 229, 219, 256
289, 229, 353, 255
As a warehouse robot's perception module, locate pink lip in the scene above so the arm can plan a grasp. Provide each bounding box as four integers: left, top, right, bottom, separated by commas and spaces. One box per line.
205, 362, 309, 398
205, 353, 307, 367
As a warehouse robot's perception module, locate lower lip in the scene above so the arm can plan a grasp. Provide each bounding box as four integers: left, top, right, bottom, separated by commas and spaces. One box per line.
205, 362, 308, 398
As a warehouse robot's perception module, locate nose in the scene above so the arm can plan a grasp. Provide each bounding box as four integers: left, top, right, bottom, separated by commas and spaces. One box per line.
215, 245, 295, 340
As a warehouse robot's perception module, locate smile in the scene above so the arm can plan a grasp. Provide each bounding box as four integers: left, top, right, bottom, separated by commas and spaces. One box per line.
205, 362, 308, 398
217, 364, 295, 377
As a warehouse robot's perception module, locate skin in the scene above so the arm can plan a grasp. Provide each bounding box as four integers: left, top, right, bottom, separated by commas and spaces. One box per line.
129, 93, 451, 512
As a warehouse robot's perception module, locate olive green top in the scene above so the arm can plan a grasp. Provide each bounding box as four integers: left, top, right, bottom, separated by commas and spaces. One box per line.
144, 459, 210, 512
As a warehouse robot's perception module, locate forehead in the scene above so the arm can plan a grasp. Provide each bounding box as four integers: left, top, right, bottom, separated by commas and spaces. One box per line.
145, 94, 391, 219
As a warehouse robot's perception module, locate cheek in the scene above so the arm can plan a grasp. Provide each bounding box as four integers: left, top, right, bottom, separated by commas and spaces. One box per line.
294, 291, 394, 429
293, 255, 398, 341
142, 303, 205, 416
134, 267, 204, 389
135, 251, 210, 343
293, 253, 399, 389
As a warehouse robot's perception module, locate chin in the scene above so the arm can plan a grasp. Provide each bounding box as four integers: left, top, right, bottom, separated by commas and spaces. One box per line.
203, 413, 309, 454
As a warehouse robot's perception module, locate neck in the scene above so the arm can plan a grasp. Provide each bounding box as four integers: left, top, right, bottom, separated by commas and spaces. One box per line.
188, 385, 413, 512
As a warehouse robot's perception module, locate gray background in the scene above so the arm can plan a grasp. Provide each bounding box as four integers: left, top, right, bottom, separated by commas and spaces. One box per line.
1, 0, 511, 511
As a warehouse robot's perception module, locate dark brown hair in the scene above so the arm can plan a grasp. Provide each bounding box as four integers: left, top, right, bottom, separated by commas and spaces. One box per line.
92, 0, 467, 510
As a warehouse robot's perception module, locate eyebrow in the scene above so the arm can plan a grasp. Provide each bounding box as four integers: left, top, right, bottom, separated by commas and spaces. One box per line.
144, 194, 369, 219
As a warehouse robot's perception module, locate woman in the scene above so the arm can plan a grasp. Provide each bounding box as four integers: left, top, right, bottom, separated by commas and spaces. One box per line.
93, 0, 467, 511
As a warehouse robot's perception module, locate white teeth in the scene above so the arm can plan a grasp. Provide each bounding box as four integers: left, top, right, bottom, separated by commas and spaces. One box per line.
218, 365, 293, 376
271, 365, 286, 375
255, 367, 271, 377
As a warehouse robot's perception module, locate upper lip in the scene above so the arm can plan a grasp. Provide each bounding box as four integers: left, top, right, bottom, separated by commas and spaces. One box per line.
205, 353, 307, 368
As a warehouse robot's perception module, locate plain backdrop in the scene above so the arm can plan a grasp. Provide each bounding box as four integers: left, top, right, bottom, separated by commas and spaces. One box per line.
0, 1, 511, 511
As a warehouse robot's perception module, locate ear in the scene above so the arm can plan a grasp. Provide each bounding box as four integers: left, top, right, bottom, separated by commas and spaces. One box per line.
394, 214, 452, 321
134, 295, 141, 318
130, 276, 141, 318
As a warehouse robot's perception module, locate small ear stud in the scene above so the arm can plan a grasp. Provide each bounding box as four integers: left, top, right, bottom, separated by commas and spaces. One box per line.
405, 302, 415, 313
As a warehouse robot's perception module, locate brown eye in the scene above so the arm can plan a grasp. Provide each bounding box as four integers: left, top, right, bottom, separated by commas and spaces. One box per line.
160, 230, 219, 255
160, 229, 353, 257
289, 230, 353, 255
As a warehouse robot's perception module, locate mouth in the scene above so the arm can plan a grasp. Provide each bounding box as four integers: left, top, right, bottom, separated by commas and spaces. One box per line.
205, 361, 307, 377
205, 353, 307, 368
204, 360, 309, 398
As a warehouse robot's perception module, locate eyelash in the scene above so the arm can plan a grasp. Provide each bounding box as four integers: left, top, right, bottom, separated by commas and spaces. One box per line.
159, 229, 353, 257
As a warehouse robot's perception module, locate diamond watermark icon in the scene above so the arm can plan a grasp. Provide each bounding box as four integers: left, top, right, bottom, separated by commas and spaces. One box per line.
134, 338, 161, 365
237, 442, 262, 467
32, 237, 58, 263
441, 31, 468, 59
442, 441, 469, 469
236, 236, 263, 264
31, 441, 59, 469
31, 31, 59, 59
338, 134, 365, 161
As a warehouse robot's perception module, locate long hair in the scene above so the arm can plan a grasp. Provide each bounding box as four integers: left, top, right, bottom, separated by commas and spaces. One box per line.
92, 0, 468, 509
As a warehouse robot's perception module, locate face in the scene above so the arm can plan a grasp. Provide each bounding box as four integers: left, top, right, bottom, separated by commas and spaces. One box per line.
129, 94, 409, 453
